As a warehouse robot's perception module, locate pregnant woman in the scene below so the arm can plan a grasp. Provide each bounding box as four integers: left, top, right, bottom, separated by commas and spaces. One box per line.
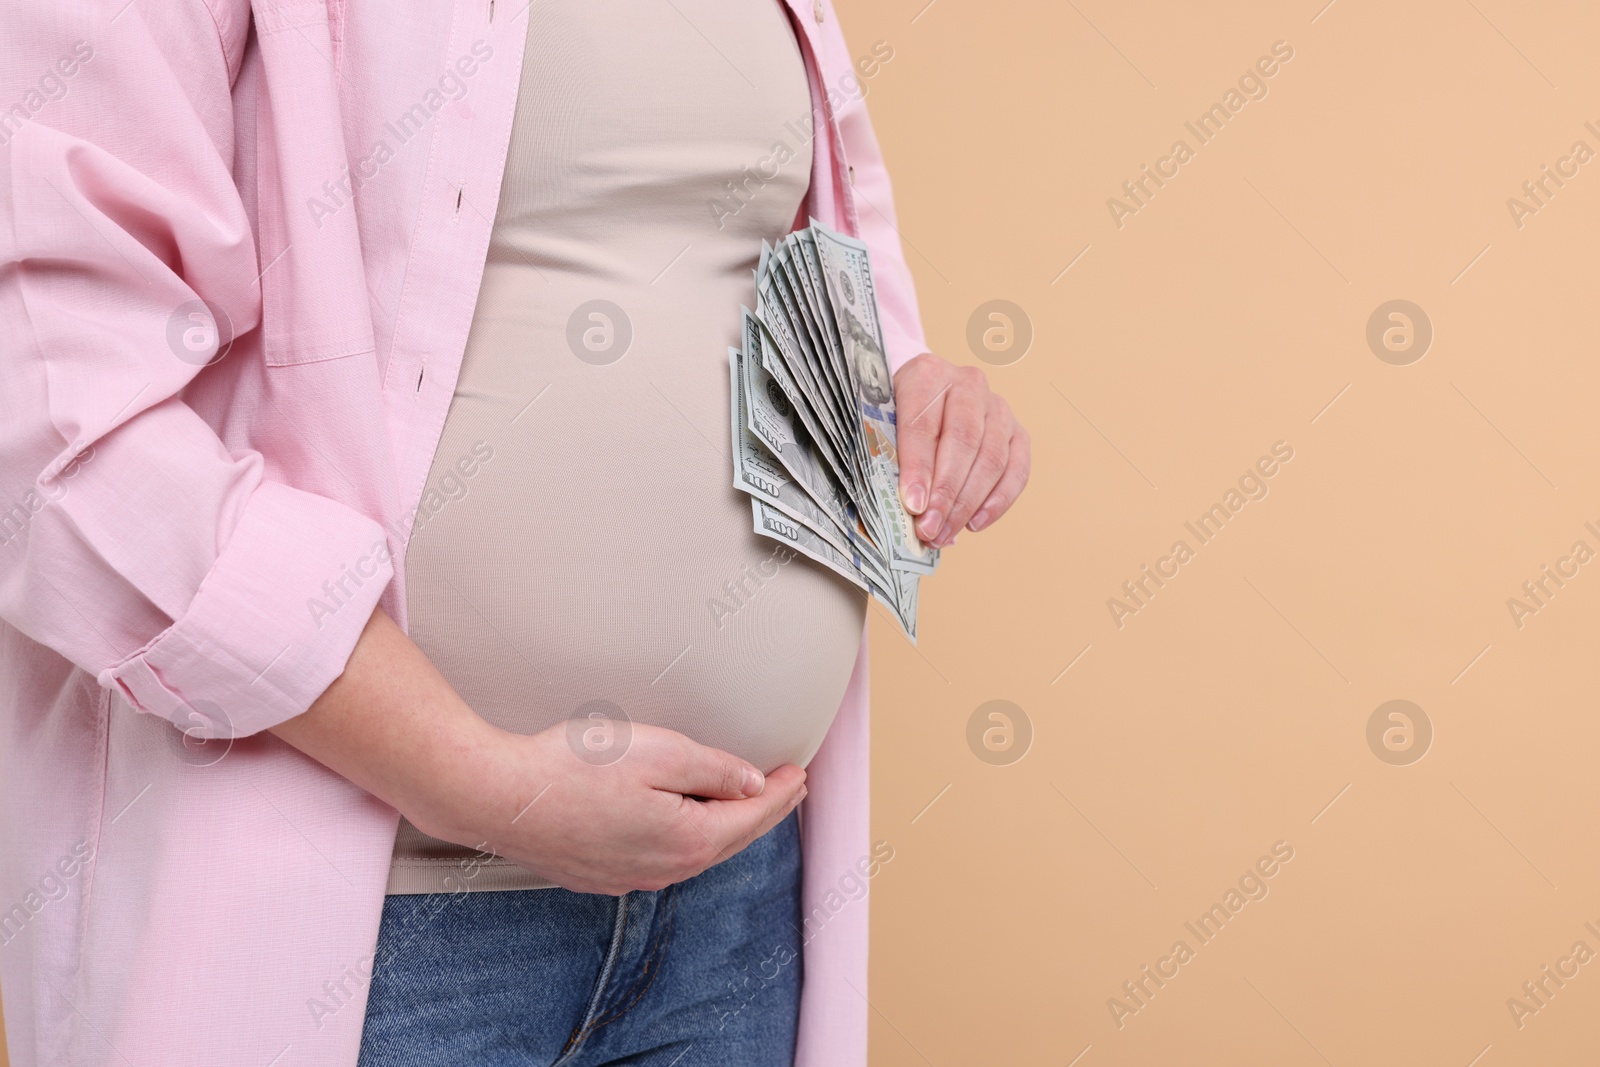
0, 1, 1028, 1065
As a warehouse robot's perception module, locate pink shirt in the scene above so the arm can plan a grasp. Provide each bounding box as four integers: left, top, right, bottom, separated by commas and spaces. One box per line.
0, 1, 926, 1065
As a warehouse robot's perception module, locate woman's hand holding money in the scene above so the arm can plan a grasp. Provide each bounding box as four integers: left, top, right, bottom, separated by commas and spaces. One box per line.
893, 353, 1031, 548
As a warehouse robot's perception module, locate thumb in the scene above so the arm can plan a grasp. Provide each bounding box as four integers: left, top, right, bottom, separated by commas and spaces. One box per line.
651, 735, 772, 800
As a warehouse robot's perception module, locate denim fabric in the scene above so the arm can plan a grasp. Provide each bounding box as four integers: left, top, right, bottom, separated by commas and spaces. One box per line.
357, 810, 803, 1066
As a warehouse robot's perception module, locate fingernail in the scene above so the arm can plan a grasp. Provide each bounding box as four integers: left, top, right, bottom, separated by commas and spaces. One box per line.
904, 483, 927, 513
741, 767, 765, 796
968, 509, 990, 531
918, 509, 942, 540
935, 523, 952, 546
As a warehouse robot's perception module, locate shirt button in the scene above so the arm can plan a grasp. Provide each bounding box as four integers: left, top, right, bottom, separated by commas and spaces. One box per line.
848, 165, 856, 186
813, 0, 824, 22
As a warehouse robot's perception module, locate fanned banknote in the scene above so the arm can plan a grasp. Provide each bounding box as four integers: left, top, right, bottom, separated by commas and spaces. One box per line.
809, 219, 939, 577
729, 219, 937, 643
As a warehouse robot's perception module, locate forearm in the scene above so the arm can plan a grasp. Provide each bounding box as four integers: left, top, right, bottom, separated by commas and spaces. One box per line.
268, 605, 510, 838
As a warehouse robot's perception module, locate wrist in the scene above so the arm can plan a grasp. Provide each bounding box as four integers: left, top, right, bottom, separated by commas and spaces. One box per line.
397, 707, 521, 846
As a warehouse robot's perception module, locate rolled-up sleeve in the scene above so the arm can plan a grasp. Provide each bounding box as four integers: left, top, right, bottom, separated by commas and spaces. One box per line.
0, 1, 392, 739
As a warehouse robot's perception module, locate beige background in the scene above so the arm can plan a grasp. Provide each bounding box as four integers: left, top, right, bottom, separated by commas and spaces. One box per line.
7, 1, 1600, 1064
845, 0, 1600, 1064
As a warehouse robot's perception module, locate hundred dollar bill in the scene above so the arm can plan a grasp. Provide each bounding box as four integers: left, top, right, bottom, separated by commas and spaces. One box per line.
751, 497, 868, 593
727, 344, 855, 558
761, 245, 886, 548
787, 232, 880, 533
749, 494, 917, 643
739, 315, 887, 571
758, 251, 889, 556
792, 230, 856, 404
740, 306, 857, 512
784, 242, 876, 508
756, 242, 849, 459
809, 218, 939, 575
774, 240, 853, 443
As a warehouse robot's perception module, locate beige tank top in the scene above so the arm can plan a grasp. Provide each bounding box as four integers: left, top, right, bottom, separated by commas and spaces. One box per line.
387, 0, 865, 894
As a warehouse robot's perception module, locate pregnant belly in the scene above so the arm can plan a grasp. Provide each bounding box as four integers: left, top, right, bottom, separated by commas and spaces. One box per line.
403, 347, 867, 774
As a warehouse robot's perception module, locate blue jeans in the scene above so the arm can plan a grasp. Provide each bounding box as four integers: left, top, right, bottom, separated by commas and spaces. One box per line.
357, 810, 803, 1066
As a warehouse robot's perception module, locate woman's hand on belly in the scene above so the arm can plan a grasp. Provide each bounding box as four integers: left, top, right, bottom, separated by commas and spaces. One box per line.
270, 606, 807, 895
420, 719, 809, 895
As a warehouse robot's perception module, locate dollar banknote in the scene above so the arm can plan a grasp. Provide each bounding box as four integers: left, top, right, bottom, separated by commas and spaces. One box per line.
729, 343, 854, 558
756, 242, 848, 459
734, 321, 892, 586
751, 498, 868, 593
729, 220, 934, 643
740, 307, 857, 512
808, 219, 939, 576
